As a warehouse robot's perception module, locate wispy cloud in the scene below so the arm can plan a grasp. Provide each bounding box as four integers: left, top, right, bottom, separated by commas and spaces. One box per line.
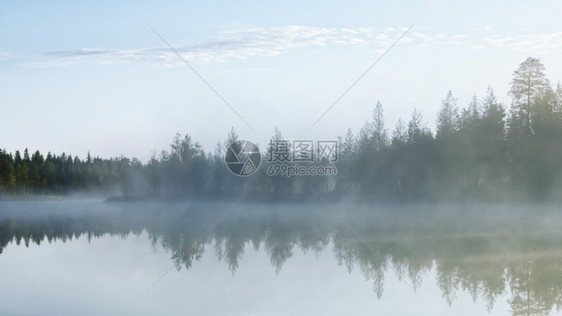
482, 31, 562, 54
18, 26, 390, 67
5, 26, 562, 68
0, 51, 14, 61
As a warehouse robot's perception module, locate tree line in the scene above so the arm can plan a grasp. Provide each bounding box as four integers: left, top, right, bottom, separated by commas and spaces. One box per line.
1, 57, 562, 201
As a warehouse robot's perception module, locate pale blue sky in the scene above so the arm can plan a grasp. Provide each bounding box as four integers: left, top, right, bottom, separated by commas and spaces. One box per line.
1, 0, 561, 161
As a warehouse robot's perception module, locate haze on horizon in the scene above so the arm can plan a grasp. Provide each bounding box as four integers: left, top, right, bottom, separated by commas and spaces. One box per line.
1, 0, 562, 161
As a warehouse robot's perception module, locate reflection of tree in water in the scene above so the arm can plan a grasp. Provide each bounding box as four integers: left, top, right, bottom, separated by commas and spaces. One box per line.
1, 201, 562, 315
508, 259, 562, 315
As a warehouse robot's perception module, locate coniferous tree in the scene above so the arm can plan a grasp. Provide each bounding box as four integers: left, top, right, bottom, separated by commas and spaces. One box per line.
507, 58, 554, 199
371, 101, 388, 152
436, 90, 460, 139
509, 57, 551, 136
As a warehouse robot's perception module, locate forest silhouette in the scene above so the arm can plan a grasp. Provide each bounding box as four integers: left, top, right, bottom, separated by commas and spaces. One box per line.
1, 57, 562, 201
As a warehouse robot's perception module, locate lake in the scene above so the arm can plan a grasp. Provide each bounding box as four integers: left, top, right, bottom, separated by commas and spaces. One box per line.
0, 200, 561, 315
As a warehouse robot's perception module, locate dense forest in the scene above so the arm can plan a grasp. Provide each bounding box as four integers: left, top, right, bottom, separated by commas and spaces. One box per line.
1, 57, 562, 201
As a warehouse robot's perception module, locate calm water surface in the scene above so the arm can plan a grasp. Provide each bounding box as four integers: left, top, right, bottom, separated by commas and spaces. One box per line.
0, 200, 561, 315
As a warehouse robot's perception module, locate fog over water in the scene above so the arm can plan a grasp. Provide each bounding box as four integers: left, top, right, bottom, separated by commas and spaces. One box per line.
0, 200, 561, 315
2, 1, 562, 315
